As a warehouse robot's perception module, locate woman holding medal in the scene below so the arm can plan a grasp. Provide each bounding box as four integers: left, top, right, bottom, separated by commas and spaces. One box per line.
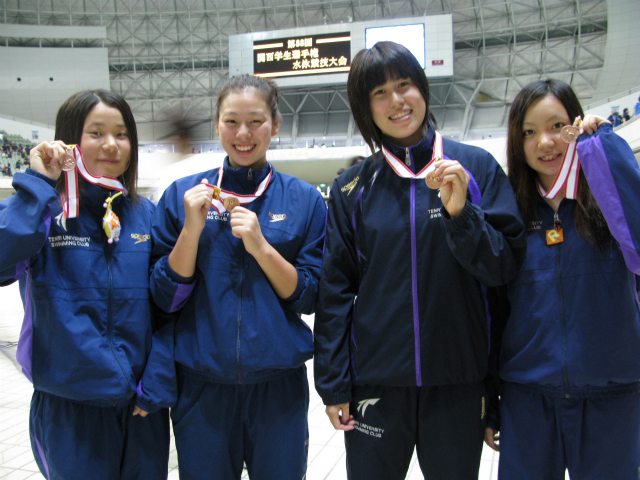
484, 79, 640, 479
0, 90, 170, 479
145, 74, 326, 479
313, 41, 526, 479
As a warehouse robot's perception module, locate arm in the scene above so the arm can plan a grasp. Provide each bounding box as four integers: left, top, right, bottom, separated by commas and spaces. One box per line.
576, 120, 640, 274
483, 284, 511, 451
230, 205, 299, 299
443, 153, 527, 287
168, 179, 213, 278
314, 179, 359, 411
135, 313, 178, 415
0, 170, 60, 283
150, 183, 198, 313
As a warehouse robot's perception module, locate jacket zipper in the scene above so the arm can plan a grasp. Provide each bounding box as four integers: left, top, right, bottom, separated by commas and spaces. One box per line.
237, 252, 244, 384
104, 239, 130, 402
555, 214, 571, 398
408, 147, 422, 386
404, 147, 411, 166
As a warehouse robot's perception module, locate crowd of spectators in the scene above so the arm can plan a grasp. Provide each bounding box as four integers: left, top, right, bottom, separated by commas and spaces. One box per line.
1, 132, 32, 177
607, 95, 640, 127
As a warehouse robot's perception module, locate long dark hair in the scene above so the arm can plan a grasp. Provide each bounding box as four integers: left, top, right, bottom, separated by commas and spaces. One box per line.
507, 79, 612, 249
55, 89, 139, 204
347, 41, 434, 154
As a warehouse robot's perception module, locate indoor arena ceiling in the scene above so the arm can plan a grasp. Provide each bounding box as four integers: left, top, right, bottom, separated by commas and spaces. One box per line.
0, 0, 608, 142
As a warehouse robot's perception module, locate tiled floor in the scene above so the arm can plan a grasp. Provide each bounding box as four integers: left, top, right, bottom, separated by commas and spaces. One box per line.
0, 282, 506, 479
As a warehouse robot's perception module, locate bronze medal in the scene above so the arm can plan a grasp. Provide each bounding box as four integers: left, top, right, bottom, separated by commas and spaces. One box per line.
223, 196, 239, 211
60, 145, 77, 171
560, 125, 579, 144
425, 158, 442, 189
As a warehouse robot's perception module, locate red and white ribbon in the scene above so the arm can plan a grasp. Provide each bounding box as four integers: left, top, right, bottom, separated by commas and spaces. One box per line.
62, 145, 127, 218
381, 131, 444, 178
536, 141, 580, 200
206, 163, 273, 214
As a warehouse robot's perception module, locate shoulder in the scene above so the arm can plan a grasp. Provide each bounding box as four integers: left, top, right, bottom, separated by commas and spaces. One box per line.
442, 138, 494, 163
161, 169, 219, 200
334, 153, 381, 192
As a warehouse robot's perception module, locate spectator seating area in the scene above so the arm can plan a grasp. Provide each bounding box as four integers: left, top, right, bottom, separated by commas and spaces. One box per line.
1, 131, 32, 177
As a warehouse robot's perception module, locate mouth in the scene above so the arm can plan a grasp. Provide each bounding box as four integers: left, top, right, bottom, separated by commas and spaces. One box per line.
539, 153, 562, 163
389, 110, 412, 121
234, 144, 256, 153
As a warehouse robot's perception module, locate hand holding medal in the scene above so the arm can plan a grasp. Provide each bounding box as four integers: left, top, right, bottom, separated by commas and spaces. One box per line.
29, 140, 70, 180
560, 117, 582, 144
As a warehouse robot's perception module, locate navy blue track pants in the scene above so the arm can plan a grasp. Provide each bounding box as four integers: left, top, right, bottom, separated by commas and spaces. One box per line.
29, 390, 170, 480
499, 382, 640, 480
171, 366, 309, 480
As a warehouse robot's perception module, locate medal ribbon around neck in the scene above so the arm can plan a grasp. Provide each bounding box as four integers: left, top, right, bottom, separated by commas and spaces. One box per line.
205, 163, 273, 214
381, 131, 443, 179
62, 145, 128, 219
536, 140, 580, 200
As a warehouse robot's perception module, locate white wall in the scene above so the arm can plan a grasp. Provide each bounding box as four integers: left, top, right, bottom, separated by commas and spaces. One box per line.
0, 47, 110, 126
0, 114, 55, 142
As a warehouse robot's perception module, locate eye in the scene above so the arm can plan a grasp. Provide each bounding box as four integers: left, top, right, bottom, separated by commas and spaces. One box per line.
398, 80, 410, 88
225, 119, 237, 124
551, 122, 565, 130
523, 129, 534, 137
371, 88, 385, 97
117, 132, 129, 138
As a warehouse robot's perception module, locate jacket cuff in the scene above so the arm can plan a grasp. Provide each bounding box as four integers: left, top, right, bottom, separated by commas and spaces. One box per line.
163, 256, 196, 284
323, 391, 352, 406
24, 168, 58, 188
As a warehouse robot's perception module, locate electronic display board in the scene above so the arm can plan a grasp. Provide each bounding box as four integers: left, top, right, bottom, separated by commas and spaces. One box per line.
253, 32, 351, 79
365, 24, 425, 68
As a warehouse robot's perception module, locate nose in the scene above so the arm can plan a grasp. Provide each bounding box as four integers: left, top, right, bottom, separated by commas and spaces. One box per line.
390, 90, 404, 108
103, 134, 118, 152
237, 123, 252, 138
538, 131, 556, 148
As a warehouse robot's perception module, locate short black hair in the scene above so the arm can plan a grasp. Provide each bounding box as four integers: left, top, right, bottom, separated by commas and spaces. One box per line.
347, 42, 432, 153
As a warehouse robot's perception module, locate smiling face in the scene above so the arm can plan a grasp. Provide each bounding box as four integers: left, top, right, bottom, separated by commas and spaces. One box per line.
369, 77, 427, 147
80, 102, 131, 179
522, 94, 572, 191
215, 88, 279, 170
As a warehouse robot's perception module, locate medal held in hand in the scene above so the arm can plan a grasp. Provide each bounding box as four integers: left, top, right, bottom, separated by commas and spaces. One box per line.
560, 117, 582, 144
60, 144, 78, 171
223, 196, 240, 211
425, 157, 443, 190
560, 125, 580, 144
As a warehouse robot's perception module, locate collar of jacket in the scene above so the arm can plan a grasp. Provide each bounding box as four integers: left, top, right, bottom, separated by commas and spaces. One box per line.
221, 156, 271, 195
79, 178, 127, 217
381, 128, 435, 173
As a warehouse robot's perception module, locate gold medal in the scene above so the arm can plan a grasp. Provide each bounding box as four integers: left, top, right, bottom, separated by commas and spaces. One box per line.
223, 196, 239, 211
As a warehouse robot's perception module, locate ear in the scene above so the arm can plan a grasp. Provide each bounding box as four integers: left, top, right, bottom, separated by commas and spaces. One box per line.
215, 121, 220, 136
271, 115, 280, 136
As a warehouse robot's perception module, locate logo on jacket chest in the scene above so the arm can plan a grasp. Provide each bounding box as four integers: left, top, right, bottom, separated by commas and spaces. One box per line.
48, 235, 90, 248
269, 212, 287, 222
207, 210, 229, 222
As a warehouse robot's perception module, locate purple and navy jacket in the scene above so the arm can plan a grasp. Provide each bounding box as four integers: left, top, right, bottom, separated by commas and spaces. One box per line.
140, 159, 326, 401
314, 131, 526, 407
496, 123, 640, 401
0, 170, 157, 407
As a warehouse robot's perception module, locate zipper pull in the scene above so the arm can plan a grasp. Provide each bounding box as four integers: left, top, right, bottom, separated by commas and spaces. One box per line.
247, 168, 252, 180
404, 148, 411, 166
